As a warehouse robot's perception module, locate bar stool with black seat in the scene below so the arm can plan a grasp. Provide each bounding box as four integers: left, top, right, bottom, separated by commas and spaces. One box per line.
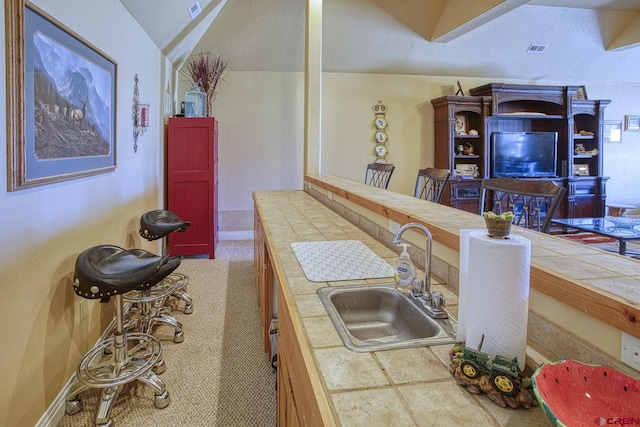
139, 209, 193, 314
66, 245, 181, 426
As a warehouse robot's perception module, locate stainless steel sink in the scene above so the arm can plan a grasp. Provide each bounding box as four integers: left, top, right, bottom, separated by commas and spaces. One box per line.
317, 284, 456, 352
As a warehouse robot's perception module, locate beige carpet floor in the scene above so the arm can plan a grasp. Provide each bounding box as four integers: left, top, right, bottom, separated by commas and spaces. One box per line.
58, 240, 277, 426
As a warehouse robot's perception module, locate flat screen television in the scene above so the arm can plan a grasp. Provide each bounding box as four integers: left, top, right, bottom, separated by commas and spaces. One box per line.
491, 132, 558, 178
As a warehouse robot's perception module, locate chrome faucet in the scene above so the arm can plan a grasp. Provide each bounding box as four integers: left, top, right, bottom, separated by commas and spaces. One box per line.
393, 223, 447, 319
393, 223, 432, 300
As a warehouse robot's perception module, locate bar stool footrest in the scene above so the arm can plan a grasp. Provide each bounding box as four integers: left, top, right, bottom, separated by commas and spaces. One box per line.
76, 332, 162, 389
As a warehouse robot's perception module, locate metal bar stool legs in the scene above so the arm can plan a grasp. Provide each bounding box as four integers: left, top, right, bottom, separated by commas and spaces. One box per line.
139, 210, 194, 314
166, 272, 192, 314
123, 260, 184, 344
65, 245, 180, 426
66, 295, 169, 426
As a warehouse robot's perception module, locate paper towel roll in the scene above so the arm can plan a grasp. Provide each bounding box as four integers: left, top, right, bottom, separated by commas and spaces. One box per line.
457, 229, 531, 370
456, 229, 473, 343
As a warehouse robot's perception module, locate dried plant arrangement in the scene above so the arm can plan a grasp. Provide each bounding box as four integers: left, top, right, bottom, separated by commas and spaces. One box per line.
187, 52, 229, 107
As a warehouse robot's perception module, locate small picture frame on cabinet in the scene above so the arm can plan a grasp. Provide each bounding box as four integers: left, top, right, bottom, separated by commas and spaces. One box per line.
625, 115, 640, 132
454, 114, 467, 135
573, 164, 590, 176
604, 121, 622, 142
455, 163, 478, 178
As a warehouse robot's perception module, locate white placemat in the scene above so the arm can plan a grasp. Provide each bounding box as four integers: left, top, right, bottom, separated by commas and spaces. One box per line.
291, 240, 394, 282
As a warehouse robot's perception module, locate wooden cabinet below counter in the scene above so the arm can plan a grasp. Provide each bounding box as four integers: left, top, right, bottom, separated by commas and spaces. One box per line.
254, 207, 273, 358
254, 195, 336, 427
278, 287, 318, 426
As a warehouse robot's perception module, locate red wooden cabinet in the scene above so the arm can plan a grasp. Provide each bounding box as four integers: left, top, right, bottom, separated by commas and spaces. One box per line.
167, 117, 218, 258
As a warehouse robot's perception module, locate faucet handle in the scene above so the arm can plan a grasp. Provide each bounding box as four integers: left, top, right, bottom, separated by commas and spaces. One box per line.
411, 278, 423, 298
430, 291, 445, 310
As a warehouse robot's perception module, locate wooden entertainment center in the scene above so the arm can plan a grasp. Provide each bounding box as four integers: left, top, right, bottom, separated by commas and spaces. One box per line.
431, 83, 610, 218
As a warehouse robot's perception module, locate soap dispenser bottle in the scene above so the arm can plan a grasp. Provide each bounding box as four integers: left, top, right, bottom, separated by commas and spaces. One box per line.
394, 243, 416, 294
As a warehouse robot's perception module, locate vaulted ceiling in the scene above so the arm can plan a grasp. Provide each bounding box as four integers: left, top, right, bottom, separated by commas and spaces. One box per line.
120, 0, 640, 83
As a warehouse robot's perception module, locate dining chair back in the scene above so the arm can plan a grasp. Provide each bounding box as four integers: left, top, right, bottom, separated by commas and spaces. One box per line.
479, 177, 567, 233
414, 168, 450, 203
365, 163, 395, 189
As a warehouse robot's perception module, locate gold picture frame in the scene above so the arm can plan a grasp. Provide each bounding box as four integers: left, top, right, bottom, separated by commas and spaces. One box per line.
5, 0, 117, 191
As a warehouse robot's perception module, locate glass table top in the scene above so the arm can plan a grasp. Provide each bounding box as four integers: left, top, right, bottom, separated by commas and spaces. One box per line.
552, 216, 640, 239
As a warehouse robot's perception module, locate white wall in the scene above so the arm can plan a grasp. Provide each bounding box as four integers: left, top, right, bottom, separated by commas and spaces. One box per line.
587, 81, 640, 213
322, 73, 432, 195
211, 71, 640, 234
0, 1, 169, 425
180, 59, 640, 235
321, 74, 640, 212
207, 71, 306, 235
176, 23, 640, 235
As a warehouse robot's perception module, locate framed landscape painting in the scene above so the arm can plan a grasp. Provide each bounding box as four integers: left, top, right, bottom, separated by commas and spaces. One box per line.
5, 1, 117, 191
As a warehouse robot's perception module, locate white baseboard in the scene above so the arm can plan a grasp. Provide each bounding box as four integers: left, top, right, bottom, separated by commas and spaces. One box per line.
36, 314, 120, 426
36, 375, 76, 427
218, 230, 253, 240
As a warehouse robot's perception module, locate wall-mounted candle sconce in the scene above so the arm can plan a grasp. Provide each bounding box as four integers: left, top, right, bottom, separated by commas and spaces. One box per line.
132, 74, 149, 152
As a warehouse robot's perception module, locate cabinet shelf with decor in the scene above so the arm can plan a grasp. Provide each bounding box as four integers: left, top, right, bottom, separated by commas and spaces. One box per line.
431, 84, 610, 218
431, 95, 492, 213
570, 99, 609, 176
567, 99, 610, 217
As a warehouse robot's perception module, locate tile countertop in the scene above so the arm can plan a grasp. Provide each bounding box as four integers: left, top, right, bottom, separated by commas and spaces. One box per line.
303, 174, 640, 341
254, 190, 550, 426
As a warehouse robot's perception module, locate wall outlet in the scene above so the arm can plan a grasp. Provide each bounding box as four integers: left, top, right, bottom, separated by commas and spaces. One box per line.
327, 191, 333, 200
80, 299, 88, 322
389, 219, 400, 234
188, 1, 202, 19
621, 332, 640, 372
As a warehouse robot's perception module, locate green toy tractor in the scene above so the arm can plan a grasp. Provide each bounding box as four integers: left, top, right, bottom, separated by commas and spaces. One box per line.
459, 336, 522, 396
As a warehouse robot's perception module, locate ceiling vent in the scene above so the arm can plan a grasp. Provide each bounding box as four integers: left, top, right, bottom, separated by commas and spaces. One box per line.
527, 44, 547, 53
189, 1, 202, 20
